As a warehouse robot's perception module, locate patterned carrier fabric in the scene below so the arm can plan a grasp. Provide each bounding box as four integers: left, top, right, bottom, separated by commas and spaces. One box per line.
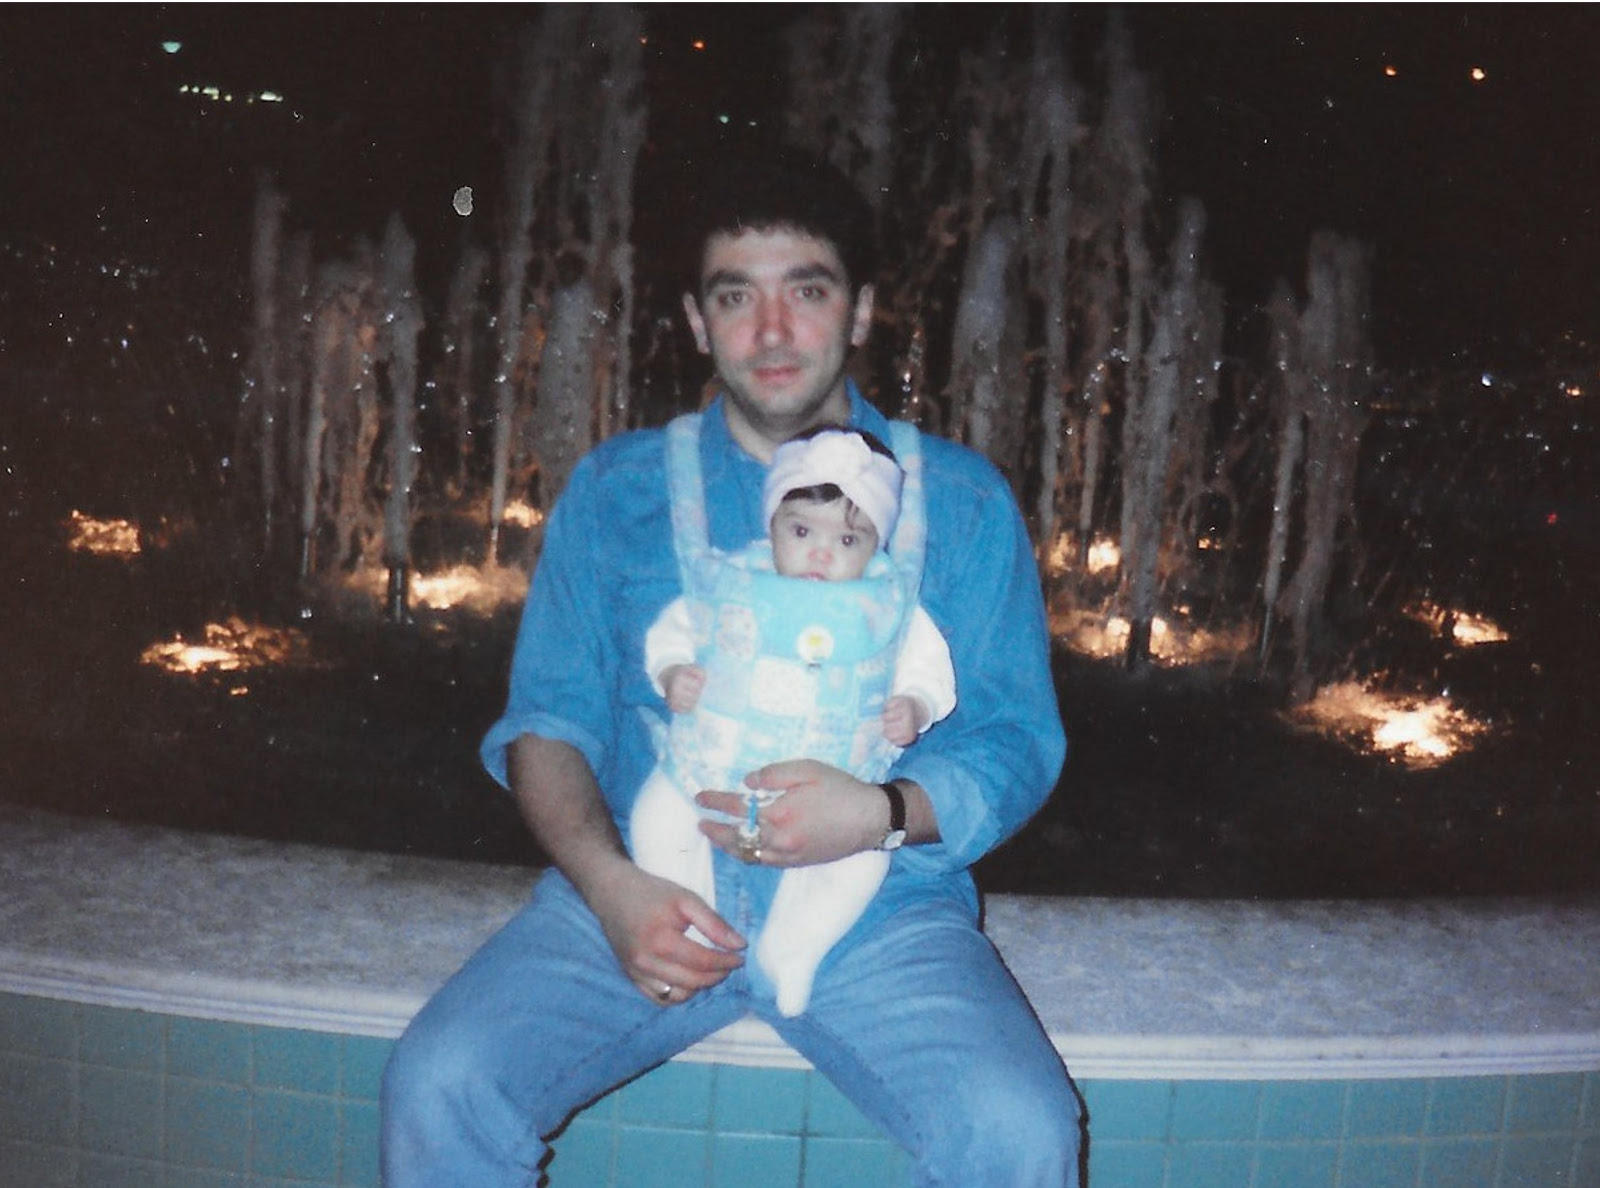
657, 414, 926, 796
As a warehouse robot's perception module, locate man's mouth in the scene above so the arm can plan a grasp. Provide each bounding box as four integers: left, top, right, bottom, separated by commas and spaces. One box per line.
749, 357, 804, 385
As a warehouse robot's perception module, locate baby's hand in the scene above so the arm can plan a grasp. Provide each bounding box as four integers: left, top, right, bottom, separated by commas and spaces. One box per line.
881, 695, 926, 748
662, 665, 707, 714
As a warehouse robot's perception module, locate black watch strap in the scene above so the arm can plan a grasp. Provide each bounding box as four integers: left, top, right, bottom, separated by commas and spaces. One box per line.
878, 781, 907, 851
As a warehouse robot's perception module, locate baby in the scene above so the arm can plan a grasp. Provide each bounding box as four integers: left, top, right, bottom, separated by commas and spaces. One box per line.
631, 426, 955, 1016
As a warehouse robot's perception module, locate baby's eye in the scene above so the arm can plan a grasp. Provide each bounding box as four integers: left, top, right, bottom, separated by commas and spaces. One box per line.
840, 533, 858, 548
790, 523, 809, 538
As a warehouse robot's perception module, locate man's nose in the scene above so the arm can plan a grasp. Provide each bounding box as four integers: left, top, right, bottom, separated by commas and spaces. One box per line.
755, 295, 791, 346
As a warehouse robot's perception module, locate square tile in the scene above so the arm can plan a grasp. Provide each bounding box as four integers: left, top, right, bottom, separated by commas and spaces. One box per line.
1085, 1139, 1165, 1188
340, 1100, 381, 1187
1420, 1137, 1499, 1187
617, 1060, 715, 1129
255, 1026, 341, 1095
78, 1152, 164, 1188
0, 994, 78, 1059
1258, 1081, 1346, 1140
1573, 1135, 1600, 1186
1169, 1081, 1259, 1142
549, 1115, 615, 1186
713, 1132, 803, 1187
168, 1017, 251, 1084
0, 1055, 75, 1146
254, 1088, 341, 1181
804, 1075, 880, 1139
81, 1065, 162, 1159
1339, 1139, 1420, 1188
166, 1170, 253, 1188
1506, 1074, 1582, 1134
81, 1004, 164, 1071
1164, 1140, 1252, 1188
714, 1065, 807, 1134
0, 1137, 76, 1186
1079, 1079, 1173, 1141
1255, 1141, 1337, 1188
613, 1124, 712, 1186
342, 1036, 393, 1102
1427, 1077, 1506, 1136
165, 1080, 251, 1171
1497, 1134, 1577, 1185
1346, 1081, 1428, 1139
886, 1144, 911, 1184
801, 1135, 904, 1187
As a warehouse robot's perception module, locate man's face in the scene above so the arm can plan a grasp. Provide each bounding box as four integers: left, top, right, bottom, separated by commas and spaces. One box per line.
682, 227, 873, 460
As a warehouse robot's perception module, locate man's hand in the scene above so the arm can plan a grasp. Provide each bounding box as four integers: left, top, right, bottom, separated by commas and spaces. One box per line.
585, 860, 746, 1004
696, 759, 888, 867
507, 734, 744, 1006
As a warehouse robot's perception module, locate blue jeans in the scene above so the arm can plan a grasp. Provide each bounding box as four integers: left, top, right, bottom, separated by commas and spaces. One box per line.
381, 870, 1081, 1187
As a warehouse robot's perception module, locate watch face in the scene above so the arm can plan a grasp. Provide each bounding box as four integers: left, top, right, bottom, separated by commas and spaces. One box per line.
881, 829, 907, 852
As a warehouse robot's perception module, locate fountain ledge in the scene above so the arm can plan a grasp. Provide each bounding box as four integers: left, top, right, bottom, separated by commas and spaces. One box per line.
3, 806, 1597, 1082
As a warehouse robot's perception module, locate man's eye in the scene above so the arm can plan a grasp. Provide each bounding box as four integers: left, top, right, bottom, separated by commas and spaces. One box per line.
714, 290, 747, 308
796, 284, 828, 302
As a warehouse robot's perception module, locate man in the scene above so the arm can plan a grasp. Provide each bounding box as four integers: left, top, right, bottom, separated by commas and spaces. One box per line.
381, 151, 1082, 1186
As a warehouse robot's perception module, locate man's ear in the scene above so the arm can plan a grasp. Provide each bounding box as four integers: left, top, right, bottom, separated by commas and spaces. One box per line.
682, 292, 711, 355
849, 284, 875, 348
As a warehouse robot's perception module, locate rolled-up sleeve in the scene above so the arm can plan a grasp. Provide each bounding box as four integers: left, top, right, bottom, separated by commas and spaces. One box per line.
479, 456, 619, 789
890, 445, 1066, 872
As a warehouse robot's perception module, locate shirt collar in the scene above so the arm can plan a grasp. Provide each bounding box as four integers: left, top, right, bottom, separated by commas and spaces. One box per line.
701, 380, 890, 470
699, 381, 892, 547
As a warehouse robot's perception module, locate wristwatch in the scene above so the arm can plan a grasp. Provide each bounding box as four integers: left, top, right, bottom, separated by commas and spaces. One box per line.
877, 781, 907, 851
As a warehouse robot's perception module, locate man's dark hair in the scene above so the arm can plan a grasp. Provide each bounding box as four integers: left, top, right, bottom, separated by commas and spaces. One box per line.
685, 146, 879, 296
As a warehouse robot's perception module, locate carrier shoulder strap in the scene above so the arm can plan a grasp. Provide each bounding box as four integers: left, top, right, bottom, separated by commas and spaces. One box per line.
884, 420, 926, 610
663, 413, 710, 596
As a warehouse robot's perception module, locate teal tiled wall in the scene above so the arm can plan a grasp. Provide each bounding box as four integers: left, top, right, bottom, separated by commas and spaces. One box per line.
2, 991, 1597, 1187
0, 993, 387, 1188
1080, 1074, 1600, 1188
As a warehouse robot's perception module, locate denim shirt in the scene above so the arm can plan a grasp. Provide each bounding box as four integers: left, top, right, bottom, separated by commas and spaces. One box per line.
481, 385, 1066, 931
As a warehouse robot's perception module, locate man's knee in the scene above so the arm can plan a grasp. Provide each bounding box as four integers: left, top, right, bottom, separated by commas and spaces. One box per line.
382, 1017, 457, 1125
382, 1005, 508, 1132
936, 1060, 1082, 1185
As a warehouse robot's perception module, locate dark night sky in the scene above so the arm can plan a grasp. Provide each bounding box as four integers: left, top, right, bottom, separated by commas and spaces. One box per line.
1125, 5, 1600, 370
4, 4, 1598, 374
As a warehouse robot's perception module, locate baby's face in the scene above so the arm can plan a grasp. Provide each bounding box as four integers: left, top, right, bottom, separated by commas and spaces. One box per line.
770, 499, 878, 581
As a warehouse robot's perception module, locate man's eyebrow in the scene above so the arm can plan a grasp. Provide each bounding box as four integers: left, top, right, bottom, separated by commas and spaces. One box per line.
782, 261, 845, 284
701, 268, 751, 291
701, 261, 846, 290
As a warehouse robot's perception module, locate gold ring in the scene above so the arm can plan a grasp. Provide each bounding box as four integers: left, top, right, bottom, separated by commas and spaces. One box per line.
737, 825, 761, 864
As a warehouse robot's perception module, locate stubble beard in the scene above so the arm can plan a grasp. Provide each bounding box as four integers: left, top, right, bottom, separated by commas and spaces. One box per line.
718, 350, 853, 449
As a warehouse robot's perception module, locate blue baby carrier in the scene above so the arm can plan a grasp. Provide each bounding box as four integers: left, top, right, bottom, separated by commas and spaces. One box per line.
656, 413, 926, 800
